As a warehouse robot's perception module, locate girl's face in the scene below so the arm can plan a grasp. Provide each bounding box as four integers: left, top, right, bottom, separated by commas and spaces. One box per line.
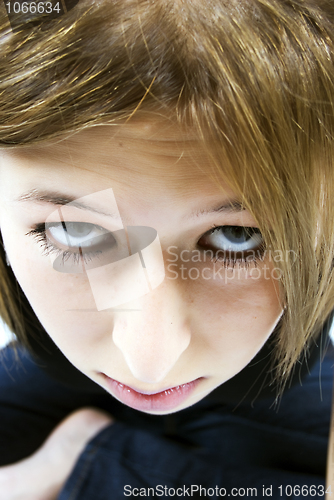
0, 120, 283, 414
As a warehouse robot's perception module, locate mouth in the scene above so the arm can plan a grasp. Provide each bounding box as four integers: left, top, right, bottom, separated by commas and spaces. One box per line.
100, 374, 202, 412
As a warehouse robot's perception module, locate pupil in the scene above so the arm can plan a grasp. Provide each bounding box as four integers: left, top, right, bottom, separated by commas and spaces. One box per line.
226, 226, 251, 243
67, 222, 91, 237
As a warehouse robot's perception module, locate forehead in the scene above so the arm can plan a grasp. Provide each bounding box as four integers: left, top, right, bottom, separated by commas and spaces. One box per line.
0, 119, 256, 238
0, 120, 234, 204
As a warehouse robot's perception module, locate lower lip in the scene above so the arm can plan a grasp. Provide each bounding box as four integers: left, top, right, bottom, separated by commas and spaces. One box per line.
101, 376, 201, 412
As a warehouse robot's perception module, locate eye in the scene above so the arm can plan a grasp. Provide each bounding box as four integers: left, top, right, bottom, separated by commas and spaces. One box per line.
27, 221, 123, 272
198, 226, 264, 256
46, 221, 114, 250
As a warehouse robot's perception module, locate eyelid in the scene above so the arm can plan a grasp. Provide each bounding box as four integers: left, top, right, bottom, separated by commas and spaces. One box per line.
45, 208, 123, 233
45, 221, 109, 235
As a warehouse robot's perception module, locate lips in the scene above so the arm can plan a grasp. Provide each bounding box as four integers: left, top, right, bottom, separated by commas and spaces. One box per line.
101, 374, 201, 412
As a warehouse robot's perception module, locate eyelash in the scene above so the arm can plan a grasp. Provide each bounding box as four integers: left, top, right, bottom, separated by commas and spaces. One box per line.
209, 251, 263, 269
200, 225, 265, 269
26, 223, 103, 265
26, 223, 266, 270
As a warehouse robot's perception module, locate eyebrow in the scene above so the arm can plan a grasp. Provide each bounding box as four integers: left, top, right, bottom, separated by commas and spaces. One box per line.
16, 189, 117, 218
191, 200, 245, 217
16, 189, 245, 218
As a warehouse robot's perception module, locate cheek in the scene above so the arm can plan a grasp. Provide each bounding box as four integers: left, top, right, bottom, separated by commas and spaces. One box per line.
14, 262, 120, 368
5, 231, 104, 350
186, 267, 283, 375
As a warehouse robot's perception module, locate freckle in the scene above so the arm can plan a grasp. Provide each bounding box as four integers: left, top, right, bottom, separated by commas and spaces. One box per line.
119, 142, 123, 147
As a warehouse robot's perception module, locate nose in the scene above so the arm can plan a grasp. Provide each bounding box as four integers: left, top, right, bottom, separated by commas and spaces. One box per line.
112, 283, 191, 384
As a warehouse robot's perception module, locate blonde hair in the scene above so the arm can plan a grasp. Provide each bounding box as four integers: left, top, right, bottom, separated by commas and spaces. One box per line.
0, 0, 334, 389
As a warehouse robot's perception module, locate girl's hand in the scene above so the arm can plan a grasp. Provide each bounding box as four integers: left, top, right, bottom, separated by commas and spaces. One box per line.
0, 408, 113, 500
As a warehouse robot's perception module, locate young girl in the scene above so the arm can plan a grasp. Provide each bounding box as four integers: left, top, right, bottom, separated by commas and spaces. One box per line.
0, 0, 333, 498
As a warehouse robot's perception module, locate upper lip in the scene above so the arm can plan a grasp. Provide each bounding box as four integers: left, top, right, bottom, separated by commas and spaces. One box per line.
101, 373, 200, 396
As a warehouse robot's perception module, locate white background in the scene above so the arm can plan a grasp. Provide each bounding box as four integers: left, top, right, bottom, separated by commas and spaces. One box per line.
0, 319, 16, 348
